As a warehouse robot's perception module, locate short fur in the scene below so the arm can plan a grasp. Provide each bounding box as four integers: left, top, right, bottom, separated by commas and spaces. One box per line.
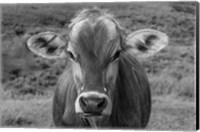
53, 8, 151, 128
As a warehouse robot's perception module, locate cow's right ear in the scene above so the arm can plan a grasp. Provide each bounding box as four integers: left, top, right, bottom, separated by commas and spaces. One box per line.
27, 32, 67, 59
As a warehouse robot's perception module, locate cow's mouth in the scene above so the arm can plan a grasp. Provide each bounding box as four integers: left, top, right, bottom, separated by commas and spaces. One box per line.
81, 113, 102, 117
81, 113, 106, 128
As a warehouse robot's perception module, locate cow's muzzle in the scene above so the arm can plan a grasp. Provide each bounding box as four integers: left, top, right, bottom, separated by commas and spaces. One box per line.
75, 91, 112, 116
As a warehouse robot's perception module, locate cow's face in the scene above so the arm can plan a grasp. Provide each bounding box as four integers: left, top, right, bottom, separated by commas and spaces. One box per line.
27, 8, 168, 124
67, 17, 122, 117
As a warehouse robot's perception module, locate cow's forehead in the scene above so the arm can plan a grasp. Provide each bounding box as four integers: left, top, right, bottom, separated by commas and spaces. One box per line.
67, 16, 121, 68
69, 16, 118, 42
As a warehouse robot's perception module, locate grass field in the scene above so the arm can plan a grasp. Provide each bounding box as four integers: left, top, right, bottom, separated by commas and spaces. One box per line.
0, 2, 196, 130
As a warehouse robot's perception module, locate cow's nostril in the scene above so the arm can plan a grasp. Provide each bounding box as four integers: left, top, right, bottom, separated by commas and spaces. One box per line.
80, 97, 87, 107
97, 98, 107, 109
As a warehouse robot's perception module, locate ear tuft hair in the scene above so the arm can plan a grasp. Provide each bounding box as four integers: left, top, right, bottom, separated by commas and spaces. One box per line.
125, 29, 168, 59
27, 32, 67, 59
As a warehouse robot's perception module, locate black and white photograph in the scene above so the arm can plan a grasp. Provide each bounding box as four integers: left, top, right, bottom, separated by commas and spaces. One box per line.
0, 1, 197, 130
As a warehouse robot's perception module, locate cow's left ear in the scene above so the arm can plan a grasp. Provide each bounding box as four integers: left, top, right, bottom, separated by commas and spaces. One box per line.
125, 29, 168, 59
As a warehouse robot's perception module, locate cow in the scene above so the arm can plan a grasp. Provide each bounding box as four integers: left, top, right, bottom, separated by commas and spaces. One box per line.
27, 8, 168, 128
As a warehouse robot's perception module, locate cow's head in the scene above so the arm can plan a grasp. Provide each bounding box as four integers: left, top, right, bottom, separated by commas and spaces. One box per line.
27, 8, 168, 124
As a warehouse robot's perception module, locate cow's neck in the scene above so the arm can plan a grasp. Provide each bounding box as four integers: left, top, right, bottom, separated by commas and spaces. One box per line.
110, 55, 142, 127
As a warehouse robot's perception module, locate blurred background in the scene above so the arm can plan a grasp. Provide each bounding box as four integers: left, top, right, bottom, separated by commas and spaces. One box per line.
1, 2, 196, 130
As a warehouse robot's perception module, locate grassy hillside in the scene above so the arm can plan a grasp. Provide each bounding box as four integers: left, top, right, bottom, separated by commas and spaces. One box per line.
1, 2, 196, 130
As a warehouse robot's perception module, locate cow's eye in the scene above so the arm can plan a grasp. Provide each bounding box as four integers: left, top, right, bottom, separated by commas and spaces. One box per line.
67, 51, 76, 61
110, 50, 121, 62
